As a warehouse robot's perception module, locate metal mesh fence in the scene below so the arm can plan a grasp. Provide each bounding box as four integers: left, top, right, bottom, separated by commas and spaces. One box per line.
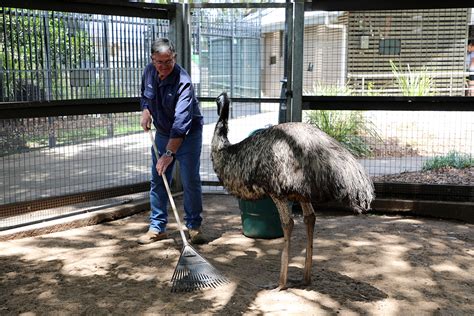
299, 8, 473, 191
301, 9, 472, 97
192, 6, 284, 193
301, 110, 474, 181
1, 113, 149, 206
190, 7, 280, 98
0, 4, 473, 230
0, 8, 169, 101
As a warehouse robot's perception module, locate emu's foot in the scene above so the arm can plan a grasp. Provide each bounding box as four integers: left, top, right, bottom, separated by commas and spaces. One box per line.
260, 283, 280, 290
261, 278, 300, 291
260, 282, 287, 291
295, 279, 312, 288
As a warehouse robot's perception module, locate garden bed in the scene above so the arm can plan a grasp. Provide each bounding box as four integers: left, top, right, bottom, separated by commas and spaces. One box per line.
374, 167, 473, 186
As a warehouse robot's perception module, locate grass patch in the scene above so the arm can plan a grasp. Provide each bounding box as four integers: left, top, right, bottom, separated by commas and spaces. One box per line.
303, 81, 352, 96
422, 151, 474, 171
5, 115, 143, 156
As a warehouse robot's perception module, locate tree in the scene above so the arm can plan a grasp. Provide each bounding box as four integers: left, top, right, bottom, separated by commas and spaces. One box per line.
1, 8, 94, 101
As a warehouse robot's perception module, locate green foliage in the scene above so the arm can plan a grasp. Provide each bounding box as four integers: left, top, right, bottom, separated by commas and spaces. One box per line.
113, 115, 142, 135
53, 117, 141, 146
304, 81, 352, 96
304, 82, 380, 157
389, 60, 433, 96
365, 81, 380, 96
422, 151, 474, 171
1, 9, 95, 100
305, 110, 380, 157
2, 115, 143, 157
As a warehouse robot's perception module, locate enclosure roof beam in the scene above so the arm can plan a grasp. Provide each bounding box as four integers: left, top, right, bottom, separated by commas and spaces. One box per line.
309, 0, 469, 11
302, 96, 474, 112
0, 97, 288, 119
0, 98, 140, 119
190, 3, 286, 9
1, 0, 173, 19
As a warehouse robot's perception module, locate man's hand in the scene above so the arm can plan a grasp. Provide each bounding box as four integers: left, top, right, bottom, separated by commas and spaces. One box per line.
141, 109, 152, 131
156, 155, 174, 176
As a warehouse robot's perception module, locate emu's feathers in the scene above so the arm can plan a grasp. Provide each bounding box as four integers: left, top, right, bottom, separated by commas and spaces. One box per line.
211, 99, 374, 213
211, 92, 374, 290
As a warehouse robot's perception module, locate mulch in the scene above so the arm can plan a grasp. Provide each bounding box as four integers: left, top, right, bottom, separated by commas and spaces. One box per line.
373, 167, 474, 186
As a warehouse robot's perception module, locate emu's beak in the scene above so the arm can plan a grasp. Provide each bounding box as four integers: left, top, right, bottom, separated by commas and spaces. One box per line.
216, 92, 226, 104
216, 92, 228, 116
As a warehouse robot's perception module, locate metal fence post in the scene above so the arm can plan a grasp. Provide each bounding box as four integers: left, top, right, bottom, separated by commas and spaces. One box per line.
282, 0, 293, 124
290, 0, 304, 123
169, 3, 192, 192
42, 12, 56, 147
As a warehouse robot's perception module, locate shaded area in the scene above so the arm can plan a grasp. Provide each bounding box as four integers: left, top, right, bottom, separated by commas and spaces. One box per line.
0, 194, 473, 314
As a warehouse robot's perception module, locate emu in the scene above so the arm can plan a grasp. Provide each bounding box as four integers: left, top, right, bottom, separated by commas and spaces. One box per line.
211, 92, 374, 290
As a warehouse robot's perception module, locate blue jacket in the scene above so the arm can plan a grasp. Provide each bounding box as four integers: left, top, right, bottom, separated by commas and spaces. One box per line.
140, 63, 203, 138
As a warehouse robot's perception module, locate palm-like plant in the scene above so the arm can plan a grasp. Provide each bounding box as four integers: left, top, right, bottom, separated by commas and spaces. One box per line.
304, 81, 380, 157
389, 60, 433, 96
305, 110, 380, 158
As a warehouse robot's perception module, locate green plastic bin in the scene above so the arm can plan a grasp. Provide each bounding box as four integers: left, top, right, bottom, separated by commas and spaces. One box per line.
238, 197, 283, 239
238, 127, 283, 239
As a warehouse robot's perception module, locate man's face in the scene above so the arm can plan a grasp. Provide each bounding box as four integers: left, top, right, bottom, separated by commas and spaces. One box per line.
151, 50, 176, 80
468, 44, 474, 53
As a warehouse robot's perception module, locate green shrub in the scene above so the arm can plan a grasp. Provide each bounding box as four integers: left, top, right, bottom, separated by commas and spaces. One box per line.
389, 60, 433, 96
365, 81, 380, 96
422, 151, 474, 171
303, 81, 352, 96
305, 110, 380, 157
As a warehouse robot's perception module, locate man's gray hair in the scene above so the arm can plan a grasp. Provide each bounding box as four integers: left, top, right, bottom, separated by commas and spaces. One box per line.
151, 38, 176, 55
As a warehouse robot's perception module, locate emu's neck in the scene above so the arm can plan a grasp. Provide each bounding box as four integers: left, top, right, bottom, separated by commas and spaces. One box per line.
213, 101, 231, 151
213, 118, 230, 150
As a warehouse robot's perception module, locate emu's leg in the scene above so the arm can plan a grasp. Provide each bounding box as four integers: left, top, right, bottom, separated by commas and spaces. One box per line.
271, 196, 293, 290
301, 202, 316, 285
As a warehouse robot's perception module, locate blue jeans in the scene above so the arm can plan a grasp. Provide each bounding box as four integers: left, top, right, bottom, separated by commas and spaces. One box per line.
149, 129, 203, 233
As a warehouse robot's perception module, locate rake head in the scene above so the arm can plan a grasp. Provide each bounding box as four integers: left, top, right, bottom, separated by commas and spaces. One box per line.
171, 245, 229, 292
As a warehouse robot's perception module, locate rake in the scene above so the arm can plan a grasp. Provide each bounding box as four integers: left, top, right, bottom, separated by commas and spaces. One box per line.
148, 129, 229, 292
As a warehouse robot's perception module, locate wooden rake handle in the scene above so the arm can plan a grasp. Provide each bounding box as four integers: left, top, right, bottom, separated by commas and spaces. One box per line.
148, 129, 189, 246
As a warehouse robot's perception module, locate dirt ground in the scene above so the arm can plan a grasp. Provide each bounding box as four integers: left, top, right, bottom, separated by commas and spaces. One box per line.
0, 194, 473, 315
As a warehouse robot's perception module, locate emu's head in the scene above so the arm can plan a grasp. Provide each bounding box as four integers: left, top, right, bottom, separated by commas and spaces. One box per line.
216, 92, 230, 120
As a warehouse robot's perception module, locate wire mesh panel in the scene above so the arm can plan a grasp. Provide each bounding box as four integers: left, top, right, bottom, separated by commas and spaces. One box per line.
301, 8, 474, 199
191, 6, 285, 192
0, 112, 151, 227
0, 8, 169, 101
0, 113, 149, 204
191, 8, 266, 98
0, 6, 171, 227
302, 8, 472, 96
301, 110, 473, 180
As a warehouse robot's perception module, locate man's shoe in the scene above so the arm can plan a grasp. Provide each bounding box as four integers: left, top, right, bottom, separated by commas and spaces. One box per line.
137, 230, 168, 245
188, 228, 206, 245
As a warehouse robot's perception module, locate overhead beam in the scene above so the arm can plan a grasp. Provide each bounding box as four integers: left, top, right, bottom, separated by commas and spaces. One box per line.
310, 0, 469, 11
0, 98, 140, 119
1, 0, 172, 19
302, 96, 474, 111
